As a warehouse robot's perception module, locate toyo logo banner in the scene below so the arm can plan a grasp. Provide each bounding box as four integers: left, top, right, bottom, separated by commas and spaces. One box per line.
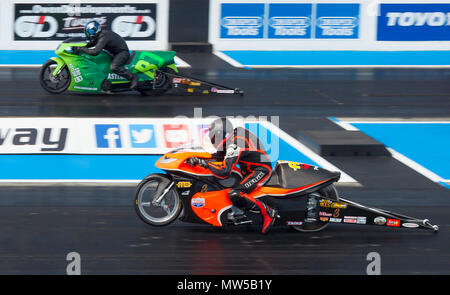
220, 2, 359, 39
14, 3, 157, 40
378, 4, 450, 41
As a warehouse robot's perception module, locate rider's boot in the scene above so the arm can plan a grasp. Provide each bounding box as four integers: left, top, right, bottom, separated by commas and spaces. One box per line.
129, 74, 139, 90
246, 199, 278, 234
117, 69, 138, 90
258, 201, 278, 234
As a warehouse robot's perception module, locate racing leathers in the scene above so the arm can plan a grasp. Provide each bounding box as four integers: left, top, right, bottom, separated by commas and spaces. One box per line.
203, 127, 277, 234
75, 30, 137, 87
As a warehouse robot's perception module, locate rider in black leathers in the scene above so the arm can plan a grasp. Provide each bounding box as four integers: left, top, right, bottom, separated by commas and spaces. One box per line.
73, 21, 139, 89
188, 117, 278, 234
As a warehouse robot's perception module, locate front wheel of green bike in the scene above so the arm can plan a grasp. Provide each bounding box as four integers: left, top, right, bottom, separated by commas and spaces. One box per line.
40, 60, 71, 94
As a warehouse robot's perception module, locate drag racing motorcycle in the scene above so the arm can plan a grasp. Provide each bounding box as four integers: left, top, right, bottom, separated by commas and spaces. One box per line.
134, 145, 439, 233
40, 38, 243, 96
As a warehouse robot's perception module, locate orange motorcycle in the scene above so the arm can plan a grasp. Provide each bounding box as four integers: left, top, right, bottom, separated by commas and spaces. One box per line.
134, 145, 439, 233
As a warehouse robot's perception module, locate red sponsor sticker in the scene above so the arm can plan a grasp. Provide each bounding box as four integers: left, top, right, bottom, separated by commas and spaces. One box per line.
386, 219, 400, 227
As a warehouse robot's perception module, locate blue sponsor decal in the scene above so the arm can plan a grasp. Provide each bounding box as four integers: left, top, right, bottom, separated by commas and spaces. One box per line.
129, 125, 156, 148
268, 3, 312, 39
95, 124, 122, 148
378, 4, 450, 41
316, 4, 359, 39
220, 3, 265, 38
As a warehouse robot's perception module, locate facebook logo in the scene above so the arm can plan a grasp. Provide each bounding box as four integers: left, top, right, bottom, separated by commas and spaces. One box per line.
95, 124, 122, 148
129, 125, 156, 148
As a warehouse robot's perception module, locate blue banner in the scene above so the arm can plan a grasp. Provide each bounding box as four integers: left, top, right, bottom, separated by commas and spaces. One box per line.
220, 3, 265, 39
316, 4, 359, 39
268, 3, 312, 39
378, 4, 450, 41
219, 3, 360, 40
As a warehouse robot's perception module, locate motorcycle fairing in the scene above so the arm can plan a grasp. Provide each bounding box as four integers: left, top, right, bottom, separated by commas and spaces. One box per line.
190, 189, 233, 227
174, 176, 227, 226
156, 152, 213, 177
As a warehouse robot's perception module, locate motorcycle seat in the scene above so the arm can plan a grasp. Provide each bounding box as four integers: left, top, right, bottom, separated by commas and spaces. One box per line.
264, 161, 340, 190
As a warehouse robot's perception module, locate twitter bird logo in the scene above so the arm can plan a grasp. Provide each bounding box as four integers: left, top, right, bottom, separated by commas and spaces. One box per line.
132, 129, 153, 143
129, 125, 157, 148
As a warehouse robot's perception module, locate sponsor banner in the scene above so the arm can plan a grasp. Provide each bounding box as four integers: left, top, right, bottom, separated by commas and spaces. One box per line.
14, 3, 157, 41
220, 3, 264, 38
268, 3, 312, 39
0, 118, 225, 154
219, 2, 359, 40
316, 4, 359, 39
378, 4, 450, 41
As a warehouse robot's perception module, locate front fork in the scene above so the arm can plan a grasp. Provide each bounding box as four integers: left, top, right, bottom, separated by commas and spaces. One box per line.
50, 57, 66, 77
152, 181, 175, 206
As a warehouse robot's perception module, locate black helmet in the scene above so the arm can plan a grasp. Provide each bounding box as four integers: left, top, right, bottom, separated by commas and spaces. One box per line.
208, 117, 233, 149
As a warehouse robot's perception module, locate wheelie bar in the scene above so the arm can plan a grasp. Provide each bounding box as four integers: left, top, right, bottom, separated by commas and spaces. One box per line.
316, 197, 439, 232
163, 71, 244, 96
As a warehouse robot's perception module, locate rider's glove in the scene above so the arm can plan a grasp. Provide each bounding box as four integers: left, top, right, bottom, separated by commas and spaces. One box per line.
187, 157, 209, 168
72, 47, 80, 54
197, 159, 209, 169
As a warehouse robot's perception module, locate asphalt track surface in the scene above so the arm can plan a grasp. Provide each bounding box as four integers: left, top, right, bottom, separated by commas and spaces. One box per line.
0, 53, 449, 274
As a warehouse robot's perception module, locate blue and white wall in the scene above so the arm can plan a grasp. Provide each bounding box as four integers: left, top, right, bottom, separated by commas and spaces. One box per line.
209, 0, 450, 67
0, 117, 356, 183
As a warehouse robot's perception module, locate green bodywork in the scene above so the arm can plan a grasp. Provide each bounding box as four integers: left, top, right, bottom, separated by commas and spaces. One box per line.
52, 42, 178, 93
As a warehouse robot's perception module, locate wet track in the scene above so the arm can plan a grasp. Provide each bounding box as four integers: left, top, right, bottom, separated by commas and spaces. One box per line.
0, 53, 449, 274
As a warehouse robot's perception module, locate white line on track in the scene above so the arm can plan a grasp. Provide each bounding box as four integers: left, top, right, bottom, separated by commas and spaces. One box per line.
213, 51, 244, 68
387, 148, 447, 184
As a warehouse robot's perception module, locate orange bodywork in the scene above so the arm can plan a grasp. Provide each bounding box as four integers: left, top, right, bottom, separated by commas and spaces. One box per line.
190, 189, 232, 227
155, 151, 213, 176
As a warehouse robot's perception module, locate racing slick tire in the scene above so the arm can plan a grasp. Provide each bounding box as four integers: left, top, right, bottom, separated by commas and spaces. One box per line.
134, 174, 182, 226
40, 60, 71, 94
291, 185, 339, 233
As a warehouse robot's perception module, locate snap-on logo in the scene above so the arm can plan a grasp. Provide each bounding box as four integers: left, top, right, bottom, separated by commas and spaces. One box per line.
221, 16, 263, 36
269, 17, 310, 36
317, 17, 358, 36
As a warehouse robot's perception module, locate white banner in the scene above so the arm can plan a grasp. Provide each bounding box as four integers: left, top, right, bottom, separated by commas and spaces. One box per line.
0, 117, 245, 154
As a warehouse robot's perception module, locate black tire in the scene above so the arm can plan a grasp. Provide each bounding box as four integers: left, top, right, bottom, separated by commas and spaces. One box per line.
291, 185, 339, 233
140, 67, 176, 96
39, 60, 71, 94
134, 174, 182, 226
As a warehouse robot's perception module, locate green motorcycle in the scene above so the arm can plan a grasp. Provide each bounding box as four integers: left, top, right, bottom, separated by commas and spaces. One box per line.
40, 37, 178, 95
